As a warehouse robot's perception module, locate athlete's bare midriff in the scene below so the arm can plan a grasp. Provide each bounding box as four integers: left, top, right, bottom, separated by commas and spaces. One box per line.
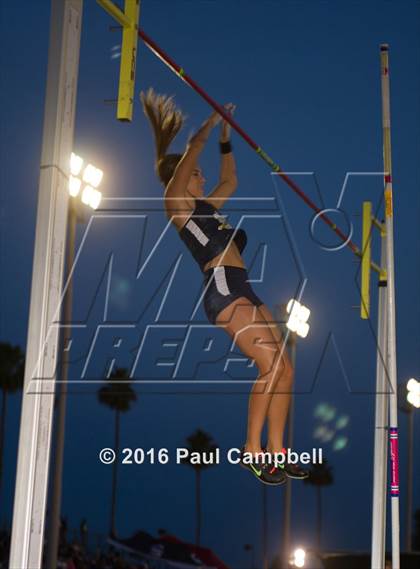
201, 242, 245, 272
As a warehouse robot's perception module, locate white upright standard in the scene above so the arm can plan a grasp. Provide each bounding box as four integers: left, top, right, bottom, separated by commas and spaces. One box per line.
380, 43, 400, 569
371, 237, 389, 569
9, 1, 83, 567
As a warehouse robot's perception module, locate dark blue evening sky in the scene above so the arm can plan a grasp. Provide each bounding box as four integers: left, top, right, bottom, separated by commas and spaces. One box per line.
1, 1, 419, 567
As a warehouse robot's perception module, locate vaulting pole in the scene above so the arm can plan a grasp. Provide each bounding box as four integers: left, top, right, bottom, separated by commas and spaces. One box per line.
137, 28, 363, 257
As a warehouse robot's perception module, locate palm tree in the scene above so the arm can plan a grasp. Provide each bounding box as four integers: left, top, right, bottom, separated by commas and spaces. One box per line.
180, 428, 218, 546
0, 342, 24, 507
304, 459, 333, 550
97, 367, 137, 538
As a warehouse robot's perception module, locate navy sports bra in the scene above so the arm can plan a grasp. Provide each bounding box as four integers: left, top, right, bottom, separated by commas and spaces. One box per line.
178, 198, 247, 271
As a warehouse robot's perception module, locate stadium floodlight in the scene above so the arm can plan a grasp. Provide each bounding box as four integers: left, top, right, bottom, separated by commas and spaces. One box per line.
81, 185, 93, 206
291, 547, 306, 567
407, 378, 420, 409
70, 152, 83, 176
89, 188, 102, 210
69, 153, 103, 210
68, 175, 82, 197
286, 299, 311, 338
82, 163, 104, 188
81, 185, 102, 210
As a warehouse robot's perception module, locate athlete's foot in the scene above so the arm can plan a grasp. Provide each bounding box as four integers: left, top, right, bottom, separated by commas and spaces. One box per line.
282, 462, 309, 479
265, 447, 309, 480
239, 447, 265, 481
259, 461, 287, 485
239, 447, 286, 486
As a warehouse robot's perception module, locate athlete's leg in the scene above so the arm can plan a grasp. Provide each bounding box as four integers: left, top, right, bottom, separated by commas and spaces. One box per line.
257, 304, 293, 454
215, 297, 286, 454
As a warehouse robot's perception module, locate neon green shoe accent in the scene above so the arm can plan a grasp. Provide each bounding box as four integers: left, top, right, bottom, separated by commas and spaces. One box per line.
250, 464, 262, 477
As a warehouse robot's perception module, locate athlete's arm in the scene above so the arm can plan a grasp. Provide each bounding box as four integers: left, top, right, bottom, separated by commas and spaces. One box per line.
164, 110, 221, 227
166, 111, 221, 201
206, 104, 238, 210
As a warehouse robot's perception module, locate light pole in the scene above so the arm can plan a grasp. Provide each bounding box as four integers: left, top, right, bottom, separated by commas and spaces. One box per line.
46, 153, 102, 569
276, 299, 311, 569
9, 3, 83, 566
404, 378, 419, 552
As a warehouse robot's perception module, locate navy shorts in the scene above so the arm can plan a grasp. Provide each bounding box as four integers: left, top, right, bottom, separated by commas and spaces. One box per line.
203, 266, 263, 325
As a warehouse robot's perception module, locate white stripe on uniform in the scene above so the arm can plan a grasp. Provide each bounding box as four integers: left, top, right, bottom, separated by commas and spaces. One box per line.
185, 220, 209, 246
214, 266, 230, 296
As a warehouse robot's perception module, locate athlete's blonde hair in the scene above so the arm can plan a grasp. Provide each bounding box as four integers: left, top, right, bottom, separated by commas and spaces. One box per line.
140, 88, 186, 186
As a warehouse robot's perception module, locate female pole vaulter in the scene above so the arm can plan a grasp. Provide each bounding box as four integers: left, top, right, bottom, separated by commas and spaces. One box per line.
141, 88, 308, 485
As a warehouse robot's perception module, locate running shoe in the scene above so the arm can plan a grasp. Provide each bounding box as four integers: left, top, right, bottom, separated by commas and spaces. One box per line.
281, 462, 309, 479
239, 447, 287, 486
261, 462, 288, 485
264, 448, 309, 480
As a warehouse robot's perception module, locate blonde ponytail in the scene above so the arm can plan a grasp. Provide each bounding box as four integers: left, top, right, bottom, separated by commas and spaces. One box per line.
140, 88, 186, 186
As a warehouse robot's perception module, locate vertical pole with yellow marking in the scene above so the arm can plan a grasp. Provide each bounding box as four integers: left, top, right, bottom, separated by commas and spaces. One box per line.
117, 0, 140, 121
96, 0, 140, 121
380, 43, 400, 569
